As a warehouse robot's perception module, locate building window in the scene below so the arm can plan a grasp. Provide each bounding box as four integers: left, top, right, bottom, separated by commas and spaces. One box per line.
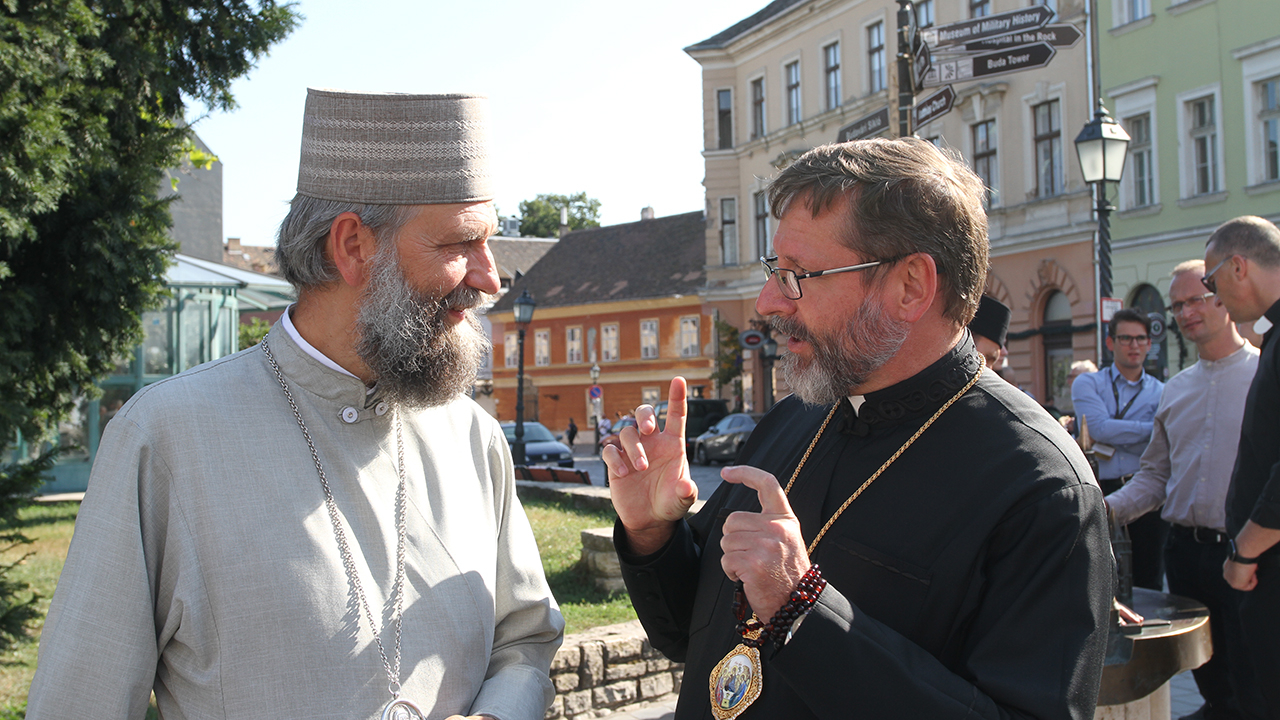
751, 78, 766, 139
753, 192, 770, 259
534, 330, 550, 367
785, 61, 801, 125
504, 331, 518, 367
972, 119, 998, 207
640, 319, 659, 359
720, 197, 738, 265
1033, 0, 1057, 10
916, 0, 934, 27
641, 387, 661, 407
1120, 0, 1150, 24
824, 42, 841, 111
601, 323, 619, 362
970, 0, 990, 17
1127, 113, 1155, 207
868, 22, 885, 94
566, 326, 582, 364
680, 317, 700, 358
1190, 95, 1219, 195
717, 89, 733, 150
1261, 78, 1280, 182
1034, 100, 1063, 198
1043, 291, 1074, 409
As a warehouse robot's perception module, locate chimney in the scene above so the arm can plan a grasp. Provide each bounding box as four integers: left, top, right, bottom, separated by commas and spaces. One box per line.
558, 206, 570, 239
227, 237, 242, 252
641, 206, 655, 221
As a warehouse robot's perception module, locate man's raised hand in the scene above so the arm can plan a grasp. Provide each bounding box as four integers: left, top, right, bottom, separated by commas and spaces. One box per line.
605, 377, 697, 555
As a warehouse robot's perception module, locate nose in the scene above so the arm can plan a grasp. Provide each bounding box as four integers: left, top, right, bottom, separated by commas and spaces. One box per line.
755, 273, 796, 317
466, 242, 501, 295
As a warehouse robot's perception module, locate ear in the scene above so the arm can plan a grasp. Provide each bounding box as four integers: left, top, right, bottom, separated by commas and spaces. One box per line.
1105, 334, 1116, 353
884, 252, 939, 323
328, 212, 380, 288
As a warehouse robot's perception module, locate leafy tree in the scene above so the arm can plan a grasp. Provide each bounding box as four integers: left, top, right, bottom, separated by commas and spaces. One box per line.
0, 0, 298, 647
516, 192, 602, 238
238, 317, 271, 350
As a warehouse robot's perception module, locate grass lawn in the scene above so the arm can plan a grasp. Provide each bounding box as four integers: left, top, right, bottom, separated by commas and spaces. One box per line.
0, 495, 634, 711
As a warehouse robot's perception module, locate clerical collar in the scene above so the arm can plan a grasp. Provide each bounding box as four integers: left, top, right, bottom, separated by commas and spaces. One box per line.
843, 333, 984, 434
281, 304, 358, 380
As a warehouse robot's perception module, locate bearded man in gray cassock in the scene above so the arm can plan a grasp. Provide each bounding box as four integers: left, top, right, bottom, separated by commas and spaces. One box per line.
27, 89, 565, 720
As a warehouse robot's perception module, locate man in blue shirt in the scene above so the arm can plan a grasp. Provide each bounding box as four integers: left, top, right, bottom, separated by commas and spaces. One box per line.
1073, 308, 1167, 589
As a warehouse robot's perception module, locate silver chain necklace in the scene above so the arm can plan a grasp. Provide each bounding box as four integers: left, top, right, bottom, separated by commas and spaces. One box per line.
262, 339, 425, 720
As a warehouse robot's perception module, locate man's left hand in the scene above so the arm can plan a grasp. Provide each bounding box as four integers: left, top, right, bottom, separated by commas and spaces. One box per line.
1224, 558, 1259, 591
719, 465, 811, 623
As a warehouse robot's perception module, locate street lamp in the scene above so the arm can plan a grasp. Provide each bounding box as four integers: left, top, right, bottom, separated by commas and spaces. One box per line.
1074, 101, 1131, 361
512, 289, 536, 466
761, 335, 779, 411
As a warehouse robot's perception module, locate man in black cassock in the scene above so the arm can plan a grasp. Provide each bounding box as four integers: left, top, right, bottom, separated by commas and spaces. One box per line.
605, 138, 1113, 720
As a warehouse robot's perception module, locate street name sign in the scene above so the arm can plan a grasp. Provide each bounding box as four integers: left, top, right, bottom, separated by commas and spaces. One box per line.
932, 5, 1054, 47
924, 42, 1057, 87
914, 85, 956, 126
963, 23, 1082, 52
838, 107, 891, 142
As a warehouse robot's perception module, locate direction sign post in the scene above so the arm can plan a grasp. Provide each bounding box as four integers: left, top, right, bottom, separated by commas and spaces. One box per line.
933, 5, 1054, 47
914, 85, 956, 127
963, 23, 1082, 52
923, 42, 1057, 87
838, 107, 891, 142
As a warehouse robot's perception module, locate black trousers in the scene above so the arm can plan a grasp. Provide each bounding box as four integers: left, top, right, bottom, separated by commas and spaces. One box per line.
1102, 477, 1169, 590
1165, 529, 1268, 719
1238, 557, 1280, 720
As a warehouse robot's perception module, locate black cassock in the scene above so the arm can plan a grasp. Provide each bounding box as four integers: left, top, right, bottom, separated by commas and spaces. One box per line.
618, 336, 1114, 720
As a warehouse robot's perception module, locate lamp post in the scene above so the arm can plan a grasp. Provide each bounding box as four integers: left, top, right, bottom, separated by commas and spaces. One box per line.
1074, 101, 1131, 363
761, 335, 779, 411
589, 362, 601, 449
512, 289, 536, 466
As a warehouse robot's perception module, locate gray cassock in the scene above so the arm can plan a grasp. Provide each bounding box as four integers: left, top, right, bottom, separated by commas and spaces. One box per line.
27, 323, 564, 720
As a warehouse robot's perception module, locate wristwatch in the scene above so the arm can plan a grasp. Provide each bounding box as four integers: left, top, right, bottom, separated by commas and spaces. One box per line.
1229, 538, 1261, 564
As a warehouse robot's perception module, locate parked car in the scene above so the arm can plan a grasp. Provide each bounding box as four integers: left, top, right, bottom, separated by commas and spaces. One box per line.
690, 413, 763, 465
599, 417, 638, 455
654, 398, 729, 457
500, 421, 574, 468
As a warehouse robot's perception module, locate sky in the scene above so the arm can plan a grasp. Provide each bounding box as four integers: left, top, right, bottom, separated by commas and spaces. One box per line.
187, 0, 770, 247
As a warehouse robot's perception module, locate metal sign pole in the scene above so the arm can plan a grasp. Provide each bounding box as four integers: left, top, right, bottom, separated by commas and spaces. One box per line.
896, 0, 916, 138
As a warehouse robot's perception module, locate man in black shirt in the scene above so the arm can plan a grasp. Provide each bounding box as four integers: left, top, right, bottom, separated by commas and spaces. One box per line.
1205, 215, 1280, 719
604, 139, 1113, 720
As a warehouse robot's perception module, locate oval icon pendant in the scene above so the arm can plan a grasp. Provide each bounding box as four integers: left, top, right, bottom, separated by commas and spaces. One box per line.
380, 697, 426, 720
709, 642, 762, 720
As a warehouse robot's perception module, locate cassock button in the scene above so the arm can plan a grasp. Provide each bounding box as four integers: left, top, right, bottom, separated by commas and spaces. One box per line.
341, 407, 359, 424
375, 402, 389, 416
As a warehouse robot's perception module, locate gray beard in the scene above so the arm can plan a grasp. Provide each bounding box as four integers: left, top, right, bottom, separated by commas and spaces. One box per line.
355, 246, 491, 409
770, 299, 909, 406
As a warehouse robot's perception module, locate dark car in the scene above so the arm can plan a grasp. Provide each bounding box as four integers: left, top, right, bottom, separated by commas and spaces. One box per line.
654, 398, 730, 457
691, 413, 763, 465
500, 421, 574, 468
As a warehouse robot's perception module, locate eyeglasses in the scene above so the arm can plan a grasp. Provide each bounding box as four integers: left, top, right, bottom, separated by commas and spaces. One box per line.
1169, 292, 1215, 315
1202, 256, 1234, 293
760, 255, 898, 300
1112, 334, 1151, 346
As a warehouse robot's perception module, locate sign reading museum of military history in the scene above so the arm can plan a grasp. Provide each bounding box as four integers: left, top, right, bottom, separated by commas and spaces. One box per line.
923, 43, 1057, 87
838, 107, 890, 142
930, 5, 1054, 47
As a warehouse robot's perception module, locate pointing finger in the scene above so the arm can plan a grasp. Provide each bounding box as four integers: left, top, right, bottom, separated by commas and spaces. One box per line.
663, 377, 687, 441
720, 465, 792, 516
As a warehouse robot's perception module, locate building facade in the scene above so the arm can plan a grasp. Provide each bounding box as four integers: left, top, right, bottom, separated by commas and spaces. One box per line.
688, 0, 1101, 411
487, 212, 716, 437
1100, 0, 1280, 374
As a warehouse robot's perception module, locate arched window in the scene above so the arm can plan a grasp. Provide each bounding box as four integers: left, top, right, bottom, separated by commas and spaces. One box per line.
1043, 291, 1074, 410
1129, 284, 1169, 380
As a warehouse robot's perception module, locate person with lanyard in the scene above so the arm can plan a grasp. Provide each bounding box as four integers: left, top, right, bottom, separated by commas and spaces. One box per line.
1204, 216, 1280, 720
1072, 307, 1167, 590
605, 138, 1113, 720
27, 89, 564, 720
1105, 260, 1266, 720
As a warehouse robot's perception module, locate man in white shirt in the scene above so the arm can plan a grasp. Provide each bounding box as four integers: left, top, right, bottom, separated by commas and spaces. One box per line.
1107, 260, 1265, 720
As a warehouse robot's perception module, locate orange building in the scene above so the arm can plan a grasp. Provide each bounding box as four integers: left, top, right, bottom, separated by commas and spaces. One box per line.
488, 211, 716, 436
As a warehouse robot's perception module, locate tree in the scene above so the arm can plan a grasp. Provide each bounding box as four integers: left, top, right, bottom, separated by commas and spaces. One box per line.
516, 192, 602, 238
0, 0, 298, 647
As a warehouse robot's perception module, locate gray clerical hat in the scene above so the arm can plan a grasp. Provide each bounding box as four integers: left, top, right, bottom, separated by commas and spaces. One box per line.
296, 88, 493, 205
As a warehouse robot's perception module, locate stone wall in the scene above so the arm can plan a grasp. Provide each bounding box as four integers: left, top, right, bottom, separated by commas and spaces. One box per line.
546, 621, 683, 719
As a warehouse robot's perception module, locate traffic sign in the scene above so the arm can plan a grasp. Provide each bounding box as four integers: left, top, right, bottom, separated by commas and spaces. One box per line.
837, 107, 891, 142
739, 330, 765, 350
933, 5, 1054, 47
1101, 298, 1123, 323
914, 41, 933, 93
589, 385, 603, 399
963, 23, 1082, 52
924, 42, 1057, 86
914, 85, 956, 127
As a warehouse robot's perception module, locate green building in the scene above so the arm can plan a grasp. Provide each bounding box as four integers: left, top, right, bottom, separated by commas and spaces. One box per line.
1099, 0, 1280, 375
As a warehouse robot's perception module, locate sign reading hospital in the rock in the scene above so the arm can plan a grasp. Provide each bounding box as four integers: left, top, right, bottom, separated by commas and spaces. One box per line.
932, 5, 1054, 47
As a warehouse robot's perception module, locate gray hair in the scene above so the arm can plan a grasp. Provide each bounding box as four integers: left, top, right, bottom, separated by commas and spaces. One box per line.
1206, 216, 1280, 269
275, 194, 414, 290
